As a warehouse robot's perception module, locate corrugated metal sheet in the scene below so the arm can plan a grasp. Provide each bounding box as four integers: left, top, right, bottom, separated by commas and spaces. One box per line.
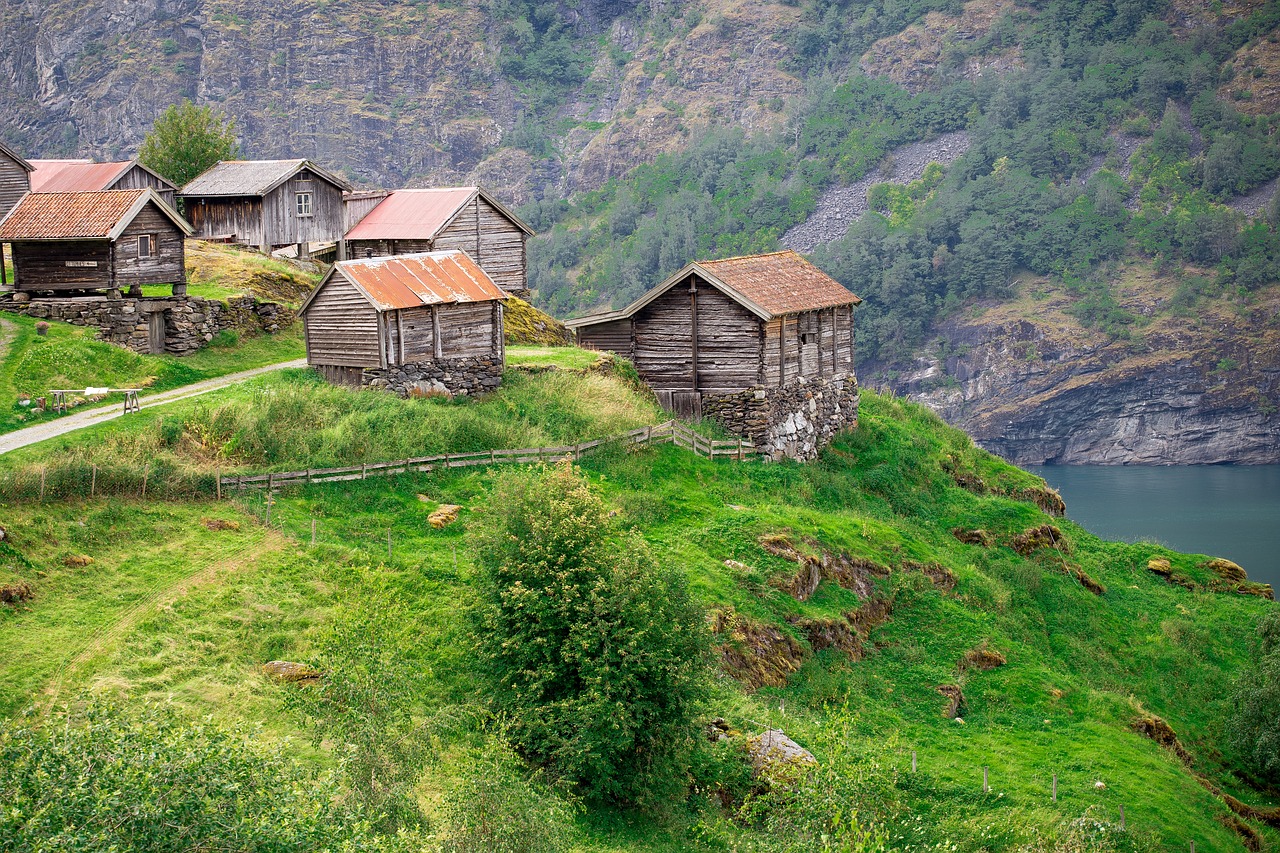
29, 160, 131, 193
344, 188, 477, 240
333, 250, 508, 312
182, 159, 353, 196
699, 251, 861, 316
0, 190, 149, 239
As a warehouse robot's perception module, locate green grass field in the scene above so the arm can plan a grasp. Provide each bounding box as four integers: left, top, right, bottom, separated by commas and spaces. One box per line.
0, 367, 1275, 851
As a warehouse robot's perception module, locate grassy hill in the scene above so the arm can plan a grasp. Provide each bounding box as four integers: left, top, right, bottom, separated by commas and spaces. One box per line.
0, 358, 1275, 851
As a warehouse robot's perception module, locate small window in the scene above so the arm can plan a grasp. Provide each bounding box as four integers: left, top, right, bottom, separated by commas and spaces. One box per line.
137, 234, 152, 258
800, 332, 815, 345
296, 192, 313, 217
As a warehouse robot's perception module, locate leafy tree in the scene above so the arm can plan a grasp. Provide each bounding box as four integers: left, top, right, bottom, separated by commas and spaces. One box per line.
139, 99, 239, 189
469, 462, 708, 804
1228, 609, 1280, 782
0, 701, 406, 852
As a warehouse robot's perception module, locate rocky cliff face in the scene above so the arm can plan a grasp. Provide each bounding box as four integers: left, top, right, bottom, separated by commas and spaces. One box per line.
868, 271, 1280, 465
0, 0, 803, 202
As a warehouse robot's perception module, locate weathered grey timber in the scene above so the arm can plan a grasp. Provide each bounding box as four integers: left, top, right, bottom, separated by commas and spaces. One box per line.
567, 250, 862, 459
299, 250, 508, 396
0, 142, 33, 222
0, 189, 192, 298
180, 159, 352, 253
343, 187, 533, 296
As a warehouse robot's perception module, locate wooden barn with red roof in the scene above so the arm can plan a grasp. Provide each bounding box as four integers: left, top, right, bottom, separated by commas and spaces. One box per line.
566, 250, 861, 416
0, 188, 192, 298
298, 250, 507, 393
343, 187, 533, 296
29, 159, 179, 209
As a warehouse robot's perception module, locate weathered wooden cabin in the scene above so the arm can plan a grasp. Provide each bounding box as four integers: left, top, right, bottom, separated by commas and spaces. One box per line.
0, 189, 193, 298
29, 159, 179, 209
299, 250, 507, 395
180, 159, 352, 254
566, 250, 862, 415
0, 141, 33, 222
343, 187, 534, 295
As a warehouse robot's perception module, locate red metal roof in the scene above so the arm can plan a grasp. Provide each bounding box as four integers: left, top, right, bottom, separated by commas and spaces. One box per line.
320, 250, 508, 313
0, 190, 155, 239
29, 160, 132, 193
344, 188, 477, 241
698, 251, 861, 316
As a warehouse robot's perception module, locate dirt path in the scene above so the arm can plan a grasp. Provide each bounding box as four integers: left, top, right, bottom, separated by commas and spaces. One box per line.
0, 357, 307, 456
41, 527, 289, 708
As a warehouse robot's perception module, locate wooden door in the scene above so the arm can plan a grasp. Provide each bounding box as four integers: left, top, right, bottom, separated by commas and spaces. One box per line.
147, 310, 166, 355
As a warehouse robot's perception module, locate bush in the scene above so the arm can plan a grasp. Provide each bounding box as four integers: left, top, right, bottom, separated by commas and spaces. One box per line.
468, 462, 708, 804
1228, 610, 1280, 781
0, 701, 406, 852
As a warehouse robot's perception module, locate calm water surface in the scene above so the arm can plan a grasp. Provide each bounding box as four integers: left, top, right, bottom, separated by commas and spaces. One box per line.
1027, 465, 1280, 591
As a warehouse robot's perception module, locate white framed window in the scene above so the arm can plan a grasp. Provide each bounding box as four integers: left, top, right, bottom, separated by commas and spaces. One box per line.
296, 192, 313, 217
138, 234, 153, 258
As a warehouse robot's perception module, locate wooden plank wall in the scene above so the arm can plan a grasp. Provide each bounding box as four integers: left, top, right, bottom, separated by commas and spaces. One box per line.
11, 240, 111, 290
184, 196, 265, 246
437, 302, 500, 358
693, 284, 760, 393
346, 238, 432, 259
0, 154, 30, 221
113, 203, 186, 288
343, 193, 389, 232
475, 197, 527, 293
262, 172, 345, 247
303, 275, 382, 368
634, 285, 694, 391
576, 319, 633, 357
112, 166, 176, 209
398, 305, 436, 361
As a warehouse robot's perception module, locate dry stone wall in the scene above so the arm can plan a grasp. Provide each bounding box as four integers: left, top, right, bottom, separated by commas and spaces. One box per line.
702, 373, 860, 461
362, 357, 504, 398
0, 295, 292, 356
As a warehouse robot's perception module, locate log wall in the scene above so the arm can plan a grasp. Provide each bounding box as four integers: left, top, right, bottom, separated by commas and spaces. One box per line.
576, 318, 633, 357
303, 275, 382, 368
11, 240, 112, 290
262, 172, 346, 247
184, 196, 265, 246
112, 203, 186, 289
633, 285, 695, 391
111, 165, 176, 209
0, 153, 30, 221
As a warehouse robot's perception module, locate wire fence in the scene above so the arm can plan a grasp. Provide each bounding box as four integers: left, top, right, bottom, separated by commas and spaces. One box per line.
0, 420, 764, 505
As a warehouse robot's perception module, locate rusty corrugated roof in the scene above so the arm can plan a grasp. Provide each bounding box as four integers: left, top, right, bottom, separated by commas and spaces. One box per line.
29, 160, 131, 193
698, 251, 861, 316
565, 250, 861, 329
312, 250, 508, 314
344, 188, 478, 240
0, 190, 147, 239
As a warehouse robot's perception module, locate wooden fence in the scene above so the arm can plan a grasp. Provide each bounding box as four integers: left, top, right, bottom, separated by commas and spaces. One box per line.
218, 420, 762, 495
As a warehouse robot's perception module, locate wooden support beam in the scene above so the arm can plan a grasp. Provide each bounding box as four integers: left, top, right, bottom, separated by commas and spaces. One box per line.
432, 305, 443, 360
689, 281, 699, 392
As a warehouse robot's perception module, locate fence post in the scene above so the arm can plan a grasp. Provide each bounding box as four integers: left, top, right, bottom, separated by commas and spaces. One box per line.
387, 530, 392, 560
983, 766, 989, 793
268, 472, 274, 494
90, 464, 97, 498
39, 466, 46, 501
911, 751, 917, 773
141, 463, 149, 499
311, 518, 317, 546
216, 466, 221, 501
1119, 804, 1125, 831
361, 463, 367, 480
265, 493, 271, 526
1052, 773, 1057, 802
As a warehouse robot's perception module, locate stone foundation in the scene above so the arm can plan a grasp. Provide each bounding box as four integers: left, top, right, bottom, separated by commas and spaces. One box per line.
702, 373, 860, 461
362, 356, 504, 398
0, 295, 292, 356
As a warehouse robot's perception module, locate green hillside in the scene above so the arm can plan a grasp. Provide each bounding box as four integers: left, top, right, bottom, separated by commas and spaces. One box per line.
0, 362, 1275, 851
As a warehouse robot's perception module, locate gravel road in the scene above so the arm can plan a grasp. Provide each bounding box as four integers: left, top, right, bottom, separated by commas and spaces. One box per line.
0, 358, 308, 456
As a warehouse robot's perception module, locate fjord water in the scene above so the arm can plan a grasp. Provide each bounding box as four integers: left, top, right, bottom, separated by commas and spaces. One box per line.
1027, 465, 1280, 591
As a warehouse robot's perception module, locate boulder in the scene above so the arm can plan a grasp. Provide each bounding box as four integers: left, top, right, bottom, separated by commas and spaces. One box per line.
1146, 557, 1172, 577
1204, 558, 1247, 584
428, 504, 461, 529
63, 554, 94, 568
0, 582, 33, 603
261, 661, 322, 683
746, 729, 817, 778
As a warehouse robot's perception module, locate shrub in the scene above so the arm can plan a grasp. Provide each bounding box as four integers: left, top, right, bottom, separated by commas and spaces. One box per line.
0, 701, 407, 852
468, 462, 708, 804
1228, 610, 1280, 781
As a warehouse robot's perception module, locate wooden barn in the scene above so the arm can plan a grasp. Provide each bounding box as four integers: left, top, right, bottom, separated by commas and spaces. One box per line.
566, 250, 861, 416
299, 250, 507, 393
0, 141, 33, 221
180, 159, 352, 254
30, 159, 179, 209
0, 189, 193, 298
343, 187, 534, 295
